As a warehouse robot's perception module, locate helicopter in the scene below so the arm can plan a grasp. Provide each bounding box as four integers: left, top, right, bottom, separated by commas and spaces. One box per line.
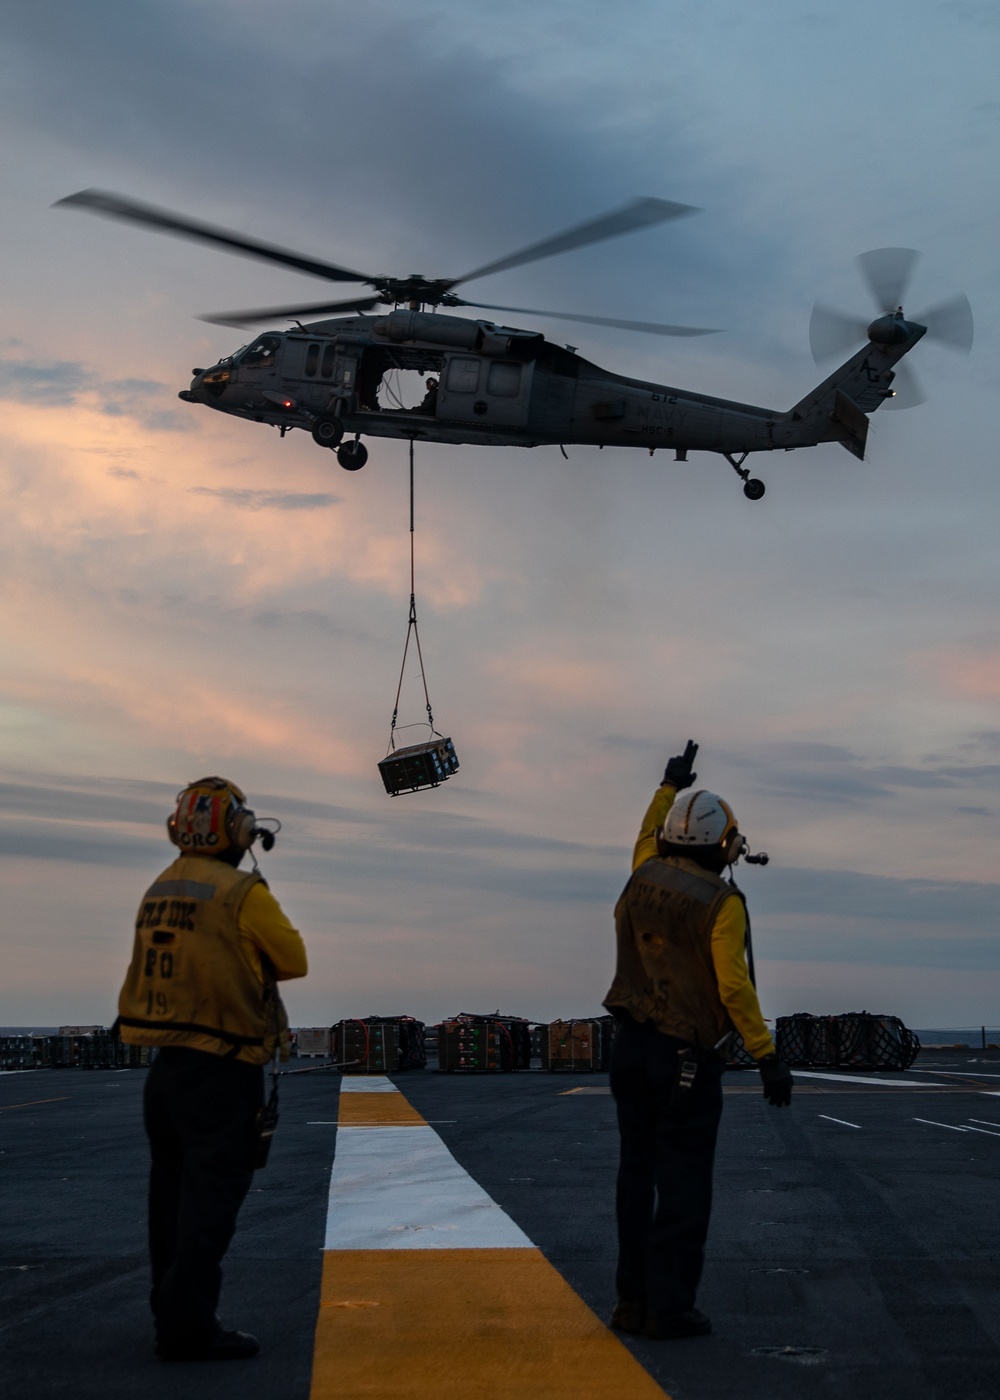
57, 191, 973, 499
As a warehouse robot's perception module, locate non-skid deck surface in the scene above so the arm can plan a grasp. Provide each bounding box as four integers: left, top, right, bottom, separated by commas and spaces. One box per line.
310, 1075, 667, 1397
4, 1054, 1000, 1400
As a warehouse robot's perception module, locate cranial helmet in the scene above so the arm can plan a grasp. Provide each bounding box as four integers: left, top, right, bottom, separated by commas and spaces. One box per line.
661, 789, 748, 865
167, 776, 259, 855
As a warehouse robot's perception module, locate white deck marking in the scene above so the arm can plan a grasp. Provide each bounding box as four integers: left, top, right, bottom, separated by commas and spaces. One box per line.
968, 1118, 1000, 1128
338, 1076, 401, 1093
913, 1117, 968, 1133
324, 1123, 533, 1250
818, 1114, 862, 1128
909, 1068, 1000, 1079
960, 1123, 1000, 1138
792, 1071, 944, 1087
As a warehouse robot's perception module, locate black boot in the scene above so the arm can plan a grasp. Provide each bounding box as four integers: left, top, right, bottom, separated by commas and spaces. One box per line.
644, 1308, 711, 1340
157, 1328, 260, 1362
609, 1299, 646, 1334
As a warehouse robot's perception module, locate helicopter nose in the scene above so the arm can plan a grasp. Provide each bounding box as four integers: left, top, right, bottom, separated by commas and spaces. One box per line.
178, 389, 198, 402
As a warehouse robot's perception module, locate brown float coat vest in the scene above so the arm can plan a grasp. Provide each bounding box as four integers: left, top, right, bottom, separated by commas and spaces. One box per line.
604, 856, 744, 1052
118, 856, 289, 1065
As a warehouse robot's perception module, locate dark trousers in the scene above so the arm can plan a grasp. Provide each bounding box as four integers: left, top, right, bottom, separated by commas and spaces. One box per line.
143, 1047, 264, 1347
609, 1016, 724, 1316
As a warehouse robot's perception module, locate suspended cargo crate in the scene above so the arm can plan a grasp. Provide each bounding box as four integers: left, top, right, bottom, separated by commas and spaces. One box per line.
378, 442, 460, 796
378, 737, 459, 796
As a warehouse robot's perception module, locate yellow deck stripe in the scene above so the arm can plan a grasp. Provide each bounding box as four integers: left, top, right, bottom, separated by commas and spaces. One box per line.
336, 1092, 426, 1126
311, 1250, 669, 1398
308, 1076, 671, 1398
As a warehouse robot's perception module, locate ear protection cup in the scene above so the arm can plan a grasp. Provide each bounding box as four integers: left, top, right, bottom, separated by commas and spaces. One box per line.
723, 830, 748, 865
227, 804, 258, 851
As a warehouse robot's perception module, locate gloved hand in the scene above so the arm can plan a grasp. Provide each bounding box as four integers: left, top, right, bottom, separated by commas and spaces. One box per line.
758, 1054, 793, 1107
663, 740, 698, 791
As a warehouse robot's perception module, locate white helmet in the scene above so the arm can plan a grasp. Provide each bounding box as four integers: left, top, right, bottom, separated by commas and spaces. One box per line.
662, 789, 747, 864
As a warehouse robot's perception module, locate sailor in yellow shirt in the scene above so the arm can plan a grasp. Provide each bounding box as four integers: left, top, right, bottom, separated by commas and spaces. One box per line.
603, 743, 792, 1342
118, 776, 308, 1363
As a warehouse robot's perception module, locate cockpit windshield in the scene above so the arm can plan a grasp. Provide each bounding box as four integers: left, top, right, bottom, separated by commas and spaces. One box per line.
238, 335, 281, 369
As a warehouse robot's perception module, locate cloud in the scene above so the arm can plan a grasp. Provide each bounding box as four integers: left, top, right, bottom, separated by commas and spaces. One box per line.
1, 0, 1000, 1026
757, 865, 1000, 928
0, 357, 89, 405
190, 487, 342, 511
0, 352, 189, 430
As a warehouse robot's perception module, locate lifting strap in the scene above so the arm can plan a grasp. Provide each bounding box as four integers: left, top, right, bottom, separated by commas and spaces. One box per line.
388, 439, 439, 751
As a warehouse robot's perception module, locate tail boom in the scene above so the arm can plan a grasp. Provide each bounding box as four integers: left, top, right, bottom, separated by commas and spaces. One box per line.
774, 322, 926, 459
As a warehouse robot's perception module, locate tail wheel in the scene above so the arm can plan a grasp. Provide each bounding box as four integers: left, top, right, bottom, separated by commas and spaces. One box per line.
743, 478, 766, 501
312, 415, 344, 448
337, 440, 368, 471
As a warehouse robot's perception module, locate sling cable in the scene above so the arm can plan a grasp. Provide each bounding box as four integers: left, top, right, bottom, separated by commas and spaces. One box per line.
377, 439, 460, 795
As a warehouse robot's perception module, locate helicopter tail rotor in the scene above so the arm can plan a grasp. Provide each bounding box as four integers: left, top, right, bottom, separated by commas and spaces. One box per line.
809, 247, 973, 409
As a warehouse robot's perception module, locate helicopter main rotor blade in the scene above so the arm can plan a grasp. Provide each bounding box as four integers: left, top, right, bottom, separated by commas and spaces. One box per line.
809, 302, 869, 364
912, 292, 974, 354
200, 295, 384, 327
451, 197, 699, 288
55, 189, 374, 285
856, 247, 920, 314
882, 357, 926, 409
456, 299, 718, 337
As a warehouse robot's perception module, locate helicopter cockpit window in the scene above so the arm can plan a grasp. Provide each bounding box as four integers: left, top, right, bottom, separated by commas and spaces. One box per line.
446, 357, 480, 394
487, 362, 521, 398
304, 343, 320, 377
240, 335, 281, 369
321, 344, 335, 379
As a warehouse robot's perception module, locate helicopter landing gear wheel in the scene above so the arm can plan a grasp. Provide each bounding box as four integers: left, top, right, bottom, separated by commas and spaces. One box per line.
337, 439, 368, 471
311, 415, 344, 449
723, 451, 766, 502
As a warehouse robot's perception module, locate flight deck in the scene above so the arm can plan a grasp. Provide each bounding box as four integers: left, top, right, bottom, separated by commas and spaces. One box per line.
2, 1051, 999, 1400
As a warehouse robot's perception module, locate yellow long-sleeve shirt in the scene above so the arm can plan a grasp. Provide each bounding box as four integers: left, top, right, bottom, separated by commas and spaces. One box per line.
236, 879, 309, 984
632, 786, 774, 1059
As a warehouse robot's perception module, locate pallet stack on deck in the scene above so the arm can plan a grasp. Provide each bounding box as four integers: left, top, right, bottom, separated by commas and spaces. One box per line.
540, 1016, 619, 1071
40, 1035, 79, 1068
333, 1016, 427, 1074
541, 1019, 601, 1071
295, 1027, 332, 1058
776, 1012, 920, 1070
76, 1034, 119, 1069
437, 1013, 532, 1073
0, 1035, 36, 1071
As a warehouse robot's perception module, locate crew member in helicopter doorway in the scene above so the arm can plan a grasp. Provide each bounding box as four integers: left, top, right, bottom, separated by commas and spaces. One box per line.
117, 777, 308, 1363
603, 743, 792, 1340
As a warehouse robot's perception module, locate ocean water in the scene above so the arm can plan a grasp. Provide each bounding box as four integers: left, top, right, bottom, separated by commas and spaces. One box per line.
912, 1028, 1000, 1047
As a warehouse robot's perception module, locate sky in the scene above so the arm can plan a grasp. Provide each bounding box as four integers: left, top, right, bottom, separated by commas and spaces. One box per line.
1, 0, 999, 1031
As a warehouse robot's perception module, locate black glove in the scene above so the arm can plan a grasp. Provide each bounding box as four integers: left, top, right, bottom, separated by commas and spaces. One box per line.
663, 740, 698, 791
758, 1054, 793, 1107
